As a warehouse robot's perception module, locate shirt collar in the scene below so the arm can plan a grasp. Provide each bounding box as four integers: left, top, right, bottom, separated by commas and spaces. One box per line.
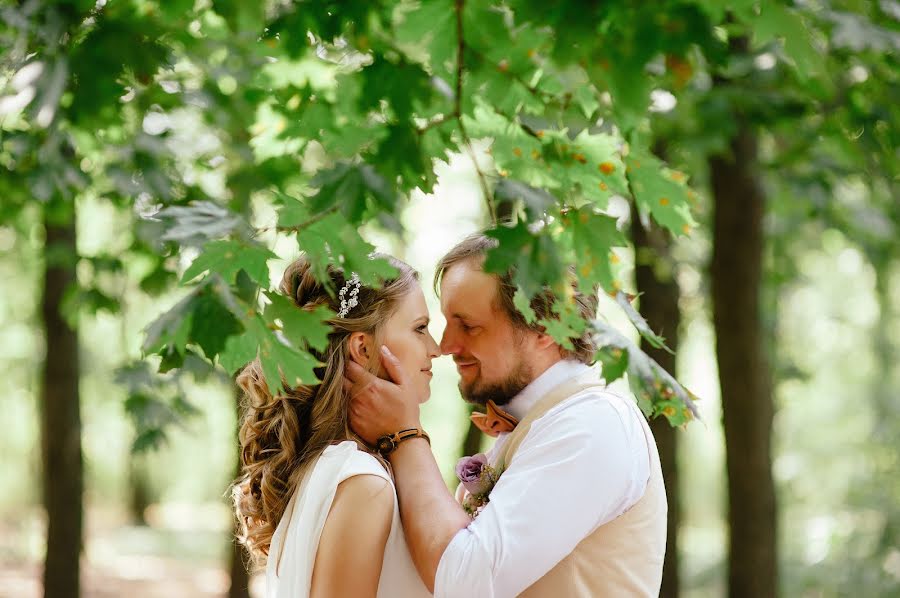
504, 359, 596, 420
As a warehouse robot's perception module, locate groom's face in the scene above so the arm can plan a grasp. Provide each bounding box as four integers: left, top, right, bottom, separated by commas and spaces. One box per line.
438, 260, 537, 406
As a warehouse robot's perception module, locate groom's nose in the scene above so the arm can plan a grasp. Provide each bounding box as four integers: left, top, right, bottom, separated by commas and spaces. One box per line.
439, 328, 460, 356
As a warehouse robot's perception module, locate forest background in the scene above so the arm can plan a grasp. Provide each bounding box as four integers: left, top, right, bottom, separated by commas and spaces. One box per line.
0, 1, 898, 597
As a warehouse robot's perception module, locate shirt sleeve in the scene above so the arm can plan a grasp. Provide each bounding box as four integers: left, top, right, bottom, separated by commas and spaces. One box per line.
433, 395, 650, 598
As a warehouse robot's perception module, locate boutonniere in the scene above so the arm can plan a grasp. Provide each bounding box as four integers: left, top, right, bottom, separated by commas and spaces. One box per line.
455, 453, 503, 517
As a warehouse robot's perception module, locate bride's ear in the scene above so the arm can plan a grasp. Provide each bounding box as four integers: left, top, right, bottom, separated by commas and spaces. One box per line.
347, 332, 373, 366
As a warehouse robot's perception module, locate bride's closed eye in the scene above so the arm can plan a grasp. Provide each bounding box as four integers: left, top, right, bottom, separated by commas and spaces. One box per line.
415, 324, 428, 334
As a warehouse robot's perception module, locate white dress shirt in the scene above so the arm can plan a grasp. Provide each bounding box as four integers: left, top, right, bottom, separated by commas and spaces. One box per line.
434, 359, 653, 598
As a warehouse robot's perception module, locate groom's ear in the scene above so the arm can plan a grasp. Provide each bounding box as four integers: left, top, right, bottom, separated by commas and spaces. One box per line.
533, 330, 557, 351
347, 332, 372, 366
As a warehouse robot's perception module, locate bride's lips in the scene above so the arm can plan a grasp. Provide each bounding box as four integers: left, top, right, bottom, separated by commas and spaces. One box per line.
421, 368, 433, 377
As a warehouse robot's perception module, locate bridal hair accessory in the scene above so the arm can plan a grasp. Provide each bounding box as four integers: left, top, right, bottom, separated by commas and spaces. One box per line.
337, 272, 361, 318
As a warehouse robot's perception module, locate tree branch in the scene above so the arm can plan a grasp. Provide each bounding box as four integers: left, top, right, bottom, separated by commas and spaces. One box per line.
454, 0, 496, 225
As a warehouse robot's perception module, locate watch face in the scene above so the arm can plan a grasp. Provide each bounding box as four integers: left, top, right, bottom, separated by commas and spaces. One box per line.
377, 437, 394, 454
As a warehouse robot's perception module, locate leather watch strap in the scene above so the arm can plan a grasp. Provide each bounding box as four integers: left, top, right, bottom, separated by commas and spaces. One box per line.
376, 428, 430, 456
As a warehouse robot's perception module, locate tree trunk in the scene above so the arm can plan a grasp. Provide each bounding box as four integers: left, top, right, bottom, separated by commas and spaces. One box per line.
710, 126, 778, 598
41, 216, 82, 598
228, 384, 251, 598
127, 454, 152, 526
632, 211, 681, 598
227, 523, 251, 598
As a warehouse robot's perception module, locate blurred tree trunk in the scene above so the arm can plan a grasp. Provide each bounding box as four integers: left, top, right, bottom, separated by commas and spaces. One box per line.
228, 384, 251, 598
41, 213, 82, 598
127, 455, 151, 525
710, 117, 778, 597
870, 253, 899, 556
632, 207, 681, 598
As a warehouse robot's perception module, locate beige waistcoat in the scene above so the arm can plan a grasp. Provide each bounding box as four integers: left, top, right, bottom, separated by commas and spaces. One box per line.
495, 380, 667, 597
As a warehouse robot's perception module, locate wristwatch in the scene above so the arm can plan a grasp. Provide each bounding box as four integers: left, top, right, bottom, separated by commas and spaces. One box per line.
376, 428, 430, 456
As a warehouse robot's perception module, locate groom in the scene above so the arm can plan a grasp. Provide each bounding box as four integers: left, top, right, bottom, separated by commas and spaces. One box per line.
347, 233, 667, 597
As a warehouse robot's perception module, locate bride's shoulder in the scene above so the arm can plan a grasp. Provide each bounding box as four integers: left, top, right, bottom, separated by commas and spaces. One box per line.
323, 440, 390, 479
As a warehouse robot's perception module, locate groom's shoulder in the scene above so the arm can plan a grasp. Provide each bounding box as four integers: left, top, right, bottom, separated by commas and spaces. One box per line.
542, 383, 643, 432
564, 380, 634, 410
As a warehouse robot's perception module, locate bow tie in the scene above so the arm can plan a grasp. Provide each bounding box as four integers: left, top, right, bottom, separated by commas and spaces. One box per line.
470, 400, 519, 437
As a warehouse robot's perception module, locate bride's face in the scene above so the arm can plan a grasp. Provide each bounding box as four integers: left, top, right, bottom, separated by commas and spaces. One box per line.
379, 284, 440, 402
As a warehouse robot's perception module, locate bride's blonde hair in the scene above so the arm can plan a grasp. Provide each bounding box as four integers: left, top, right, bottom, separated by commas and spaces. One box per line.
232, 254, 417, 565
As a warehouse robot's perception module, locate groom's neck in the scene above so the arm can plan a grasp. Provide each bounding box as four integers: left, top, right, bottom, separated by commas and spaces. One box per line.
526, 352, 565, 386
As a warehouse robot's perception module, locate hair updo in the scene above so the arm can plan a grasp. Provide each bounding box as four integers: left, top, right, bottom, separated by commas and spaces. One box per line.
232, 254, 417, 566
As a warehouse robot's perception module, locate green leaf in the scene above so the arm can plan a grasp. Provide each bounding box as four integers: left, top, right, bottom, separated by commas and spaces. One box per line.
132, 427, 168, 453
494, 179, 556, 218
557, 130, 629, 206
626, 147, 697, 236
275, 192, 313, 228
182, 240, 276, 287
142, 287, 201, 355
264, 293, 333, 352
464, 103, 553, 188
653, 399, 693, 426
513, 287, 538, 324
294, 211, 398, 286
591, 320, 700, 422
251, 316, 321, 393
189, 288, 243, 359
565, 208, 628, 294
306, 162, 401, 226
157, 201, 246, 247
597, 345, 630, 384
359, 55, 434, 122
395, 0, 456, 79
615, 291, 671, 352
539, 299, 587, 351
484, 222, 564, 298
219, 331, 259, 375
752, 0, 824, 78
139, 263, 176, 296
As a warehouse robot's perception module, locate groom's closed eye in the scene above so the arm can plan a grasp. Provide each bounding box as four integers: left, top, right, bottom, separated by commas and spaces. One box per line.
460, 322, 482, 334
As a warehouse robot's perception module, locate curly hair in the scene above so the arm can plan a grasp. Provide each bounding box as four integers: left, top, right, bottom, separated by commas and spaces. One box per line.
232, 255, 417, 566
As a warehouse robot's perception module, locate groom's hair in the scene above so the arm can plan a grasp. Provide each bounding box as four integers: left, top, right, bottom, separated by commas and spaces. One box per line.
435, 233, 598, 364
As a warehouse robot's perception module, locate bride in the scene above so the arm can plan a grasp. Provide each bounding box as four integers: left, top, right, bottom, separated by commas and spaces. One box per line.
232, 255, 438, 597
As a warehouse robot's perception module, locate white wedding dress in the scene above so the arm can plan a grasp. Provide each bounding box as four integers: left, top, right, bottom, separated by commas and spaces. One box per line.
265, 440, 432, 598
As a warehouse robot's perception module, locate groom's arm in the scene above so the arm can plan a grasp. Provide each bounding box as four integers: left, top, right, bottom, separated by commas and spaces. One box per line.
346, 347, 471, 591
387, 438, 471, 590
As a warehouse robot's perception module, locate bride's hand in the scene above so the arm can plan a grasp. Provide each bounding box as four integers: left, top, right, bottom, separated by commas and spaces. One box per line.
346, 345, 423, 445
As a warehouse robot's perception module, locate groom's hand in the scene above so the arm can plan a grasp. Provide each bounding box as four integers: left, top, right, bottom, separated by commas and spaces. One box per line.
346, 345, 423, 445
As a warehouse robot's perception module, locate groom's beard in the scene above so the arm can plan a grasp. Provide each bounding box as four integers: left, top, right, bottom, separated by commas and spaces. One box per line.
459, 358, 533, 407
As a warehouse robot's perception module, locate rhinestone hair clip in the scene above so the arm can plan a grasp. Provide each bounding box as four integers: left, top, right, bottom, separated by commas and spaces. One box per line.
337, 272, 361, 318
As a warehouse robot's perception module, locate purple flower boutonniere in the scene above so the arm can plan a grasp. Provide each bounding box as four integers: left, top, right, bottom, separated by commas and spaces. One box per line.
455, 453, 503, 517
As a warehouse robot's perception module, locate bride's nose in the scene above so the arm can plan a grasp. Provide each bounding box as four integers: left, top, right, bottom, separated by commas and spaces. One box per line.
427, 332, 440, 359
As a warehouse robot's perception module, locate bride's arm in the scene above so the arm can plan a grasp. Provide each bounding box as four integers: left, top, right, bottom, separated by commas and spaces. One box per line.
310, 474, 394, 598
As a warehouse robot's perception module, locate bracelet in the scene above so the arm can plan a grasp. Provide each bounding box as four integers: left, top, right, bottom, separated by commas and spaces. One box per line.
375, 428, 430, 456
